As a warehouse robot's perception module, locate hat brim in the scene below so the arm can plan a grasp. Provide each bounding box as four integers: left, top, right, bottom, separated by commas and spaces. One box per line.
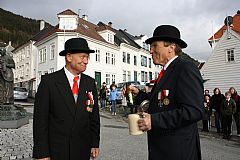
59, 48, 95, 56
145, 36, 187, 48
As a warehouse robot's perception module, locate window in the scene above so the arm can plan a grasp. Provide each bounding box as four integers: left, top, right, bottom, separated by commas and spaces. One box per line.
123, 52, 126, 62
127, 53, 130, 64
149, 58, 152, 68
127, 71, 131, 81
111, 53, 115, 65
108, 34, 113, 43
26, 46, 30, 58
141, 55, 147, 67
39, 47, 47, 63
106, 52, 110, 64
134, 56, 137, 65
112, 74, 116, 83
226, 49, 234, 62
49, 68, 54, 73
123, 70, 126, 82
50, 44, 55, 60
25, 63, 30, 76
106, 74, 110, 85
149, 72, 152, 81
134, 71, 138, 81
95, 49, 100, 62
144, 72, 148, 82
141, 71, 144, 82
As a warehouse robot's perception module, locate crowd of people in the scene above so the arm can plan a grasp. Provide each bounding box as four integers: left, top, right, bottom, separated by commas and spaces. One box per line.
202, 87, 240, 139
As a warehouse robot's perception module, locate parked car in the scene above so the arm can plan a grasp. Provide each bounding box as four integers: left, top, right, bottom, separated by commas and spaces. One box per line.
14, 87, 28, 101
116, 81, 141, 89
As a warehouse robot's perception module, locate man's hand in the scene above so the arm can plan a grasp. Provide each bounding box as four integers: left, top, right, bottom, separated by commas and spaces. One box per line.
128, 85, 139, 95
138, 112, 151, 131
91, 148, 100, 159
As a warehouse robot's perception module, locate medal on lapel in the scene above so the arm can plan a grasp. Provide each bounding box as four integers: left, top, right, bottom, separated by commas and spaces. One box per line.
162, 90, 169, 105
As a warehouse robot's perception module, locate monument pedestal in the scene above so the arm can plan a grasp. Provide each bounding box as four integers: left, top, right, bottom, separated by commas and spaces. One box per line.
0, 104, 29, 129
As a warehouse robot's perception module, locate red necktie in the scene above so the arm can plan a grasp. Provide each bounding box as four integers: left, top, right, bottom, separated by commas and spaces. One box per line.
156, 68, 164, 83
72, 76, 79, 95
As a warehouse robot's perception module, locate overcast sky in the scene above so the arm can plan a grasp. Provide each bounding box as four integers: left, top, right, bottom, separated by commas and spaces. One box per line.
1, 0, 239, 61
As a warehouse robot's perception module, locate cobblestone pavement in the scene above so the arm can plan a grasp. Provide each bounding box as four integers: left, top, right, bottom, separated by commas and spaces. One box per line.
1, 105, 240, 160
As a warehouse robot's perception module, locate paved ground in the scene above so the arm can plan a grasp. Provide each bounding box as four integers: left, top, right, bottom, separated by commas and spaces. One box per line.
0, 103, 240, 159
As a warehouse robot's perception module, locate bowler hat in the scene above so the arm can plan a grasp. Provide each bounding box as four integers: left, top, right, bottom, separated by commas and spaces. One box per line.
145, 25, 187, 48
59, 38, 95, 56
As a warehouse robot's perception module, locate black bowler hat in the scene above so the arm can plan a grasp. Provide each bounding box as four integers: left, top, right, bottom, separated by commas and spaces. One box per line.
59, 38, 95, 56
145, 25, 187, 48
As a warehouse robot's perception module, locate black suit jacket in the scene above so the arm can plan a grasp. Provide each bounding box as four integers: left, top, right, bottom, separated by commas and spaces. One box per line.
136, 57, 204, 160
33, 69, 100, 160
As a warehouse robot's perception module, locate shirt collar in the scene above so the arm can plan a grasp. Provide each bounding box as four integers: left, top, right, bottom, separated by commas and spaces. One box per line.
64, 67, 81, 86
164, 56, 178, 70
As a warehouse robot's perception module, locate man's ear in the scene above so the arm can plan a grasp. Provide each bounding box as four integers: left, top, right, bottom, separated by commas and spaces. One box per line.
66, 53, 72, 62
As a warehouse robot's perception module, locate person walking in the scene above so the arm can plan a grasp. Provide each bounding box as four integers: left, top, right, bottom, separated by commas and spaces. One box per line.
109, 85, 119, 115
33, 38, 100, 160
129, 25, 204, 160
99, 82, 107, 109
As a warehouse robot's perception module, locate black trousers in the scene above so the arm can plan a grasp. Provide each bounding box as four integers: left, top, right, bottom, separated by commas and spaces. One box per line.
233, 112, 240, 134
202, 120, 209, 131
222, 115, 232, 136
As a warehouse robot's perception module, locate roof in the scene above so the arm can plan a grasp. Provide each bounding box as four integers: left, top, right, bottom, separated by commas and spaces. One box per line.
35, 9, 143, 49
209, 12, 240, 41
57, 9, 78, 16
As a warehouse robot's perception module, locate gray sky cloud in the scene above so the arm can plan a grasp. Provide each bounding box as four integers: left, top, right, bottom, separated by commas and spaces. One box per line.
1, 0, 239, 61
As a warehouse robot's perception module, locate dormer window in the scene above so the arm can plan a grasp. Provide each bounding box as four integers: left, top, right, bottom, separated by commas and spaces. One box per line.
59, 18, 77, 30
108, 34, 113, 43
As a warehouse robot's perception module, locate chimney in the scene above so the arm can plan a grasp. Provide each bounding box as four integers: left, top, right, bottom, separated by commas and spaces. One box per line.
108, 22, 112, 27
40, 20, 45, 30
82, 15, 88, 21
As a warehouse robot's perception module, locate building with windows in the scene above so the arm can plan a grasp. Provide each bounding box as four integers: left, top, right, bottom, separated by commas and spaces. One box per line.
33, 9, 160, 90
12, 22, 52, 97
201, 11, 240, 93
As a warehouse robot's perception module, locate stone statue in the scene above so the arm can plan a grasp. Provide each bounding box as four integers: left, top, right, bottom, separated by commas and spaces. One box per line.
0, 48, 15, 104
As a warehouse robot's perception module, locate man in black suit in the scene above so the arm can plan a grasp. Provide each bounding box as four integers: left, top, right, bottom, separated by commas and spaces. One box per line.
33, 38, 100, 160
130, 25, 204, 160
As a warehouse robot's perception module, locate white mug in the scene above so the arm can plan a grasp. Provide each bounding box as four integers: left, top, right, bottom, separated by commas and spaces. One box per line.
128, 114, 144, 135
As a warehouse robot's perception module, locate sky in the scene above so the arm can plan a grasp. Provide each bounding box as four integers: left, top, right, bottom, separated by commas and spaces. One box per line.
1, 0, 239, 61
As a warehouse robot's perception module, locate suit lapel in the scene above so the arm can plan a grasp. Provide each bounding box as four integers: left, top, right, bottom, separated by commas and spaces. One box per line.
150, 57, 180, 101
55, 69, 76, 117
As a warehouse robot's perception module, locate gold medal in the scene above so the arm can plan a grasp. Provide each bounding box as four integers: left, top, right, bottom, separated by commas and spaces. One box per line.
163, 98, 170, 105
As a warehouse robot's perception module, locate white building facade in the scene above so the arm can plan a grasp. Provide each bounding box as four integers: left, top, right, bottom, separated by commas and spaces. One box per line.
34, 9, 159, 90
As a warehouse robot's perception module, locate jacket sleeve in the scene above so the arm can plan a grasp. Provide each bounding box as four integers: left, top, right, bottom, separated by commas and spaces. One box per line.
89, 79, 100, 148
33, 75, 50, 158
151, 62, 204, 130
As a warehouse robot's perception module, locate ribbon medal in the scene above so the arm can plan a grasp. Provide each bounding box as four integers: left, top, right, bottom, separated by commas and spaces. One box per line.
162, 90, 170, 106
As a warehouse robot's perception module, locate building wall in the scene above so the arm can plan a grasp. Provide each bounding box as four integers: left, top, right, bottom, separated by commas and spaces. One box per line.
201, 29, 240, 94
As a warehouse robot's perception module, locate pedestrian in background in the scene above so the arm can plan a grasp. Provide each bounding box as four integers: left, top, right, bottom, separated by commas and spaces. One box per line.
202, 95, 211, 132
221, 91, 236, 139
121, 84, 129, 117
109, 85, 119, 115
33, 38, 100, 160
211, 88, 225, 133
99, 82, 107, 109
229, 87, 240, 136
129, 25, 204, 160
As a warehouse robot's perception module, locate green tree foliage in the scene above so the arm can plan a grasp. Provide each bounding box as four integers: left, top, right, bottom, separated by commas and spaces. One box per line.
0, 8, 52, 47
